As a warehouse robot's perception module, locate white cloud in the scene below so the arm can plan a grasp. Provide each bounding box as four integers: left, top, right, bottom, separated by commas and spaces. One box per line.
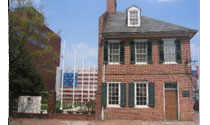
63, 42, 98, 68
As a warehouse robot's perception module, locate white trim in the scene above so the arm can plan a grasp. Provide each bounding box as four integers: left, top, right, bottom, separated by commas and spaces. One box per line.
107, 82, 121, 107
102, 106, 104, 120
106, 105, 121, 108
102, 64, 105, 82
127, 6, 141, 27
177, 82, 180, 120
135, 105, 149, 108
163, 83, 166, 121
108, 62, 120, 65
134, 82, 149, 108
163, 62, 177, 64
134, 39, 148, 42
162, 38, 176, 41
135, 62, 148, 65
107, 40, 121, 43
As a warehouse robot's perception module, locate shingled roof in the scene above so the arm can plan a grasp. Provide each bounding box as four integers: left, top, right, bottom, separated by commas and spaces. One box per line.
102, 11, 197, 35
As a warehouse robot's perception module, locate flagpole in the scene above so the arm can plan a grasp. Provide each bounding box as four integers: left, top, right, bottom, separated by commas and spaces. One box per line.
72, 50, 76, 108
60, 39, 65, 110
88, 61, 90, 102
92, 62, 95, 101
81, 55, 85, 103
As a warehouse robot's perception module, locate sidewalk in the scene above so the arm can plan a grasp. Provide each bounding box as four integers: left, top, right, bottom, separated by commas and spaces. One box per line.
9, 112, 199, 125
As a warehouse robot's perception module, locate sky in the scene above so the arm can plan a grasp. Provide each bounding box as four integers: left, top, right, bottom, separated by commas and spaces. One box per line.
32, 0, 200, 68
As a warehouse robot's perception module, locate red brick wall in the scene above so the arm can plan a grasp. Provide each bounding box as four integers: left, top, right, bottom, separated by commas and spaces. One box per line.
27, 26, 61, 92
96, 14, 194, 120
54, 114, 95, 120
107, 0, 116, 14
95, 13, 107, 120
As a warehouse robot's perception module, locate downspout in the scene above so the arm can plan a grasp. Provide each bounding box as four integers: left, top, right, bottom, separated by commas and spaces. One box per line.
102, 64, 105, 120
101, 36, 106, 120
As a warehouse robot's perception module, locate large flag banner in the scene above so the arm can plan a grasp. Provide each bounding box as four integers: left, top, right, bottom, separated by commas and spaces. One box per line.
57, 69, 98, 102
62, 72, 78, 87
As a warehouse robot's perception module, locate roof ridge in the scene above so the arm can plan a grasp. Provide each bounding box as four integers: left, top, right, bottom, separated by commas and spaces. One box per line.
103, 11, 197, 35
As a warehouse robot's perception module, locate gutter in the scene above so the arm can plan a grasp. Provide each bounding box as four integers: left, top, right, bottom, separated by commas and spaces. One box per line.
101, 30, 198, 39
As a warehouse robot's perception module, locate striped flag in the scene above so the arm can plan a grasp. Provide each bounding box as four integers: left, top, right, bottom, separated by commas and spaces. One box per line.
57, 69, 97, 102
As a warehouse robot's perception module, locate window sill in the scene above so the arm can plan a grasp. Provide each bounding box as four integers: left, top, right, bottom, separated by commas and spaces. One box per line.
128, 25, 140, 27
135, 63, 148, 65
163, 62, 177, 64
107, 105, 121, 108
108, 63, 120, 65
134, 105, 149, 108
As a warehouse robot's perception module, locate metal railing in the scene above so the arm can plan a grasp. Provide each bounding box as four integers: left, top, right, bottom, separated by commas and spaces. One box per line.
55, 101, 95, 114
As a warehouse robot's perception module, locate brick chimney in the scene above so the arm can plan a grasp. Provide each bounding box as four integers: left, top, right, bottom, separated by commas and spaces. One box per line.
107, 0, 117, 14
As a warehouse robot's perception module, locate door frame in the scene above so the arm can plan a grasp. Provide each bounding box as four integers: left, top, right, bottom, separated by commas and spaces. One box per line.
163, 82, 180, 121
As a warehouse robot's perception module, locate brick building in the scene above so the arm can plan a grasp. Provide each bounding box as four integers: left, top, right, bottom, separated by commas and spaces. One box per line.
28, 26, 61, 92
25, 7, 61, 92
96, 0, 197, 121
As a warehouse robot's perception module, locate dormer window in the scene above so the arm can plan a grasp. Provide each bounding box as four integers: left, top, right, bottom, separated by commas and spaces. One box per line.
127, 6, 141, 27
130, 11, 138, 25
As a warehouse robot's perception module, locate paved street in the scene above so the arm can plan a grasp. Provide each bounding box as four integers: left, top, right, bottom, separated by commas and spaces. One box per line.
9, 112, 199, 125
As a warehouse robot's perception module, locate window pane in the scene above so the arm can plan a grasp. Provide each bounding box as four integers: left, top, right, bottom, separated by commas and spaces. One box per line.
108, 83, 119, 105
164, 40, 176, 62
135, 42, 147, 63
136, 83, 147, 106
165, 83, 177, 89
130, 11, 138, 25
109, 43, 120, 63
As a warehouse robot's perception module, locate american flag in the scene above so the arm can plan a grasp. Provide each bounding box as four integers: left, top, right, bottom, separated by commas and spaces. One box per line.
56, 67, 97, 102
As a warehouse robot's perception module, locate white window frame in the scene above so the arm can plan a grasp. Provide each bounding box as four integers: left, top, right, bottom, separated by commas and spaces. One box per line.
134, 82, 149, 108
107, 82, 121, 108
134, 39, 148, 64
108, 40, 120, 65
128, 6, 141, 27
162, 38, 177, 64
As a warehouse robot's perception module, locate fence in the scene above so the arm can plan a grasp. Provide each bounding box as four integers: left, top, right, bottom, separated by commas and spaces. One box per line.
55, 101, 95, 114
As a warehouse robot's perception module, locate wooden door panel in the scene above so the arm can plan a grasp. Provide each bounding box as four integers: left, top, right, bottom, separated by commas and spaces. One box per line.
165, 90, 178, 120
